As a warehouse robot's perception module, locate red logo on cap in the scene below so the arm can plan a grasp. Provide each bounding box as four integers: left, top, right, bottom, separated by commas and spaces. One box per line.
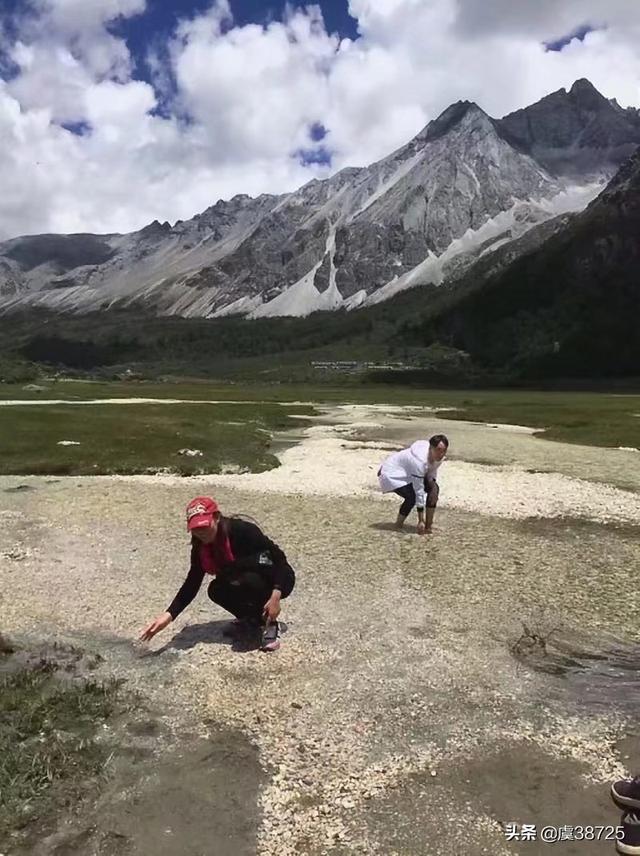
186, 496, 219, 530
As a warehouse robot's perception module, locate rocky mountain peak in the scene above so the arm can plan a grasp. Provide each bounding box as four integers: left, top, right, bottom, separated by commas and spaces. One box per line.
569, 77, 601, 96
498, 79, 640, 177
138, 219, 172, 237
421, 100, 491, 143
568, 77, 614, 111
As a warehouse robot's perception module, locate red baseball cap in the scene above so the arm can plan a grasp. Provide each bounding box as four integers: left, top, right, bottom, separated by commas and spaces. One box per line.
186, 496, 220, 531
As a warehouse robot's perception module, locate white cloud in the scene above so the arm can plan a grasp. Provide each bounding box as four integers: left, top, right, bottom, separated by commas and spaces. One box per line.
451, 0, 640, 39
36, 0, 147, 28
5, 0, 144, 120
171, 4, 338, 162
0, 0, 639, 240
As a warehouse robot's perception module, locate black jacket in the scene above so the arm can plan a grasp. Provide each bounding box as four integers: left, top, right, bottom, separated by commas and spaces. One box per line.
166, 517, 293, 619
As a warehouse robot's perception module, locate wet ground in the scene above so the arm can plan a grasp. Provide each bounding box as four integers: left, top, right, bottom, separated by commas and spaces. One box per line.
1, 407, 639, 855
0, 639, 263, 856
39, 732, 264, 856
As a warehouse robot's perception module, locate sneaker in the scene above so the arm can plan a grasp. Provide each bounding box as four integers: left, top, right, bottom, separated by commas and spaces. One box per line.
613, 777, 640, 811
261, 620, 281, 652
617, 813, 640, 855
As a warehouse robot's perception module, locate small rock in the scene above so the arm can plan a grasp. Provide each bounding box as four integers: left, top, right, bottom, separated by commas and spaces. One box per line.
0, 633, 15, 654
3, 549, 28, 561
3, 484, 35, 493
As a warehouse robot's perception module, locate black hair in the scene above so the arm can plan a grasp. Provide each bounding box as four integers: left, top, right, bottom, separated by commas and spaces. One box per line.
429, 434, 449, 449
230, 513, 262, 528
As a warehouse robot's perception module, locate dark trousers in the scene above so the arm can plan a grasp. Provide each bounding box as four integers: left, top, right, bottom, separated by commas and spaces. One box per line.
208, 562, 295, 623
394, 479, 439, 517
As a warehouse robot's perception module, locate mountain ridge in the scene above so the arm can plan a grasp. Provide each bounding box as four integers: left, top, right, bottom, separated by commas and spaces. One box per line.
0, 79, 638, 320
0, 149, 637, 383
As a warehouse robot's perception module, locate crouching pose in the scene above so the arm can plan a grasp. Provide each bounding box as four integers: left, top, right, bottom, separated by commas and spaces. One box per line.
378, 435, 449, 534
140, 497, 295, 652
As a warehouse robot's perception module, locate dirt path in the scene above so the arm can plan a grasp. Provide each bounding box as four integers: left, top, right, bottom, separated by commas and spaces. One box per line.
2, 406, 639, 855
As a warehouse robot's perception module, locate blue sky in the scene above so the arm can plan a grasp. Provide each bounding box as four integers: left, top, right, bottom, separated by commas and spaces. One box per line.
544, 24, 594, 52
0, 1, 359, 85
117, 0, 358, 66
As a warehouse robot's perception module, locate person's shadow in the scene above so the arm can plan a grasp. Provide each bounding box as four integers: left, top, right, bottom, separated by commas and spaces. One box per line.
369, 521, 417, 534
153, 619, 290, 655
155, 620, 258, 654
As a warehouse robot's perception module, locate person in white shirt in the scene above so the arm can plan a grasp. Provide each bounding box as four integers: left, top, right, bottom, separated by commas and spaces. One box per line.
377, 434, 449, 535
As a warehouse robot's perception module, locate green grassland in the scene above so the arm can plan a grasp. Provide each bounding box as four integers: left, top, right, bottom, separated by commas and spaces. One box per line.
0, 642, 129, 842
0, 381, 638, 476
0, 397, 314, 476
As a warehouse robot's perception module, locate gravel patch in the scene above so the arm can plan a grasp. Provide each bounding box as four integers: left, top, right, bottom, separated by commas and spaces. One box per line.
1, 405, 639, 854
97, 404, 640, 524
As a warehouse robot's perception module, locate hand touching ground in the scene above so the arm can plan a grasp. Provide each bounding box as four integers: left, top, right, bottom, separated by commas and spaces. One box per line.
139, 611, 172, 641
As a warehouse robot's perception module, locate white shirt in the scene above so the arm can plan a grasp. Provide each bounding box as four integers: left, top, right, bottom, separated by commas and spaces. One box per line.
378, 440, 443, 509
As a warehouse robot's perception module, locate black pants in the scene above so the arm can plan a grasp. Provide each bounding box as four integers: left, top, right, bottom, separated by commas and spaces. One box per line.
394, 479, 439, 517
208, 561, 295, 623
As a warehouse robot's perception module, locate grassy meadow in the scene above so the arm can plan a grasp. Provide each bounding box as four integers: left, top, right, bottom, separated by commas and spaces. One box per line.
0, 379, 638, 475
0, 641, 131, 842
0, 393, 314, 476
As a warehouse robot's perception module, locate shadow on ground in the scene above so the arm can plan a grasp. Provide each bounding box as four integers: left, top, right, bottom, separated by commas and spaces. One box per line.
156, 619, 260, 654
2, 639, 266, 856
154, 619, 290, 656
346, 742, 619, 856
369, 521, 421, 534
29, 730, 264, 856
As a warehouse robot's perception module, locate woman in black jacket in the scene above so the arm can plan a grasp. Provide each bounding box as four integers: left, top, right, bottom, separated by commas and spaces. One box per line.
140, 496, 295, 652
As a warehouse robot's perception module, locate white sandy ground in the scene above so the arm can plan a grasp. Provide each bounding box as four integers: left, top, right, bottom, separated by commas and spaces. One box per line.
105, 404, 640, 524
2, 404, 640, 855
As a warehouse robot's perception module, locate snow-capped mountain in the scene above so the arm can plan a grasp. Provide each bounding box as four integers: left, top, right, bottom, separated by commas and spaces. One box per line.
0, 79, 637, 319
